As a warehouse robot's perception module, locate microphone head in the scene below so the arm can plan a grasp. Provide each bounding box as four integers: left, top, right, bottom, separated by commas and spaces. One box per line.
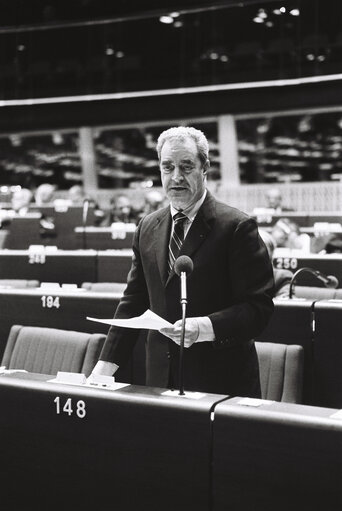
326, 275, 339, 289
174, 255, 193, 277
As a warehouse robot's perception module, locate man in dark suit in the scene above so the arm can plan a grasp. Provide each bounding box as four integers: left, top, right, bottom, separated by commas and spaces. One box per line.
91, 126, 274, 397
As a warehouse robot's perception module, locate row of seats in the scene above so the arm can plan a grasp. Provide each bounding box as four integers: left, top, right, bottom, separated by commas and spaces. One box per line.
1, 323, 304, 404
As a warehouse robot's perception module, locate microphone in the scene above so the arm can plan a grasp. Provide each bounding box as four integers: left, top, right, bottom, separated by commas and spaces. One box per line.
174, 255, 193, 304
174, 255, 193, 396
289, 267, 339, 298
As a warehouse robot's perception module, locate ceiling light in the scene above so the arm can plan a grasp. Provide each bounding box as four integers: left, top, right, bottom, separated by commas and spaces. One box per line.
253, 16, 264, 23
170, 12, 180, 18
273, 9, 282, 15
174, 21, 183, 28
17, 44, 25, 52
280, 7, 286, 13
266, 21, 274, 27
159, 15, 174, 24
105, 46, 114, 56
116, 51, 125, 58
306, 53, 315, 61
220, 55, 229, 62
317, 55, 326, 62
209, 52, 219, 60
290, 8, 300, 16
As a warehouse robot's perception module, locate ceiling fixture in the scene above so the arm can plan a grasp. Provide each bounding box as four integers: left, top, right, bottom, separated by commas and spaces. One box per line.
289, 8, 300, 16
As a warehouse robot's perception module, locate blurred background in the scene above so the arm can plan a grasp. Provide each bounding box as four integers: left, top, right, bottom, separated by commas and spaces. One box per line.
0, 0, 341, 211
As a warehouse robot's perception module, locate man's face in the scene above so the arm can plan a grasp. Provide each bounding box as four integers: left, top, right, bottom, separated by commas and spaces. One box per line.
159, 138, 208, 211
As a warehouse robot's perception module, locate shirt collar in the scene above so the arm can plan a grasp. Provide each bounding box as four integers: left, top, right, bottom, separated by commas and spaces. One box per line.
170, 189, 207, 221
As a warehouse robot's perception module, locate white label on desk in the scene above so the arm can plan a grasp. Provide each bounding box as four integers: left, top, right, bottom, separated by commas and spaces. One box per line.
162, 389, 207, 400
330, 409, 342, 420
237, 398, 275, 407
52, 372, 87, 385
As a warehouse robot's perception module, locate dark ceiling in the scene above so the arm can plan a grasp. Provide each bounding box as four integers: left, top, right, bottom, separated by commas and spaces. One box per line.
0, 0, 341, 101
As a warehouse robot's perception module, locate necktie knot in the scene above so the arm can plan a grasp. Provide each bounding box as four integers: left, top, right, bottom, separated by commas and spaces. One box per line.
173, 211, 187, 225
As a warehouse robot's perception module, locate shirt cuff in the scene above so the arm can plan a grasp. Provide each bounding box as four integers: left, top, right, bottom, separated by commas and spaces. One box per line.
196, 316, 216, 343
92, 360, 119, 376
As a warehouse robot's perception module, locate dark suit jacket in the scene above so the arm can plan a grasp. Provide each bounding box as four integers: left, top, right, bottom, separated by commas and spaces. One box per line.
100, 191, 274, 397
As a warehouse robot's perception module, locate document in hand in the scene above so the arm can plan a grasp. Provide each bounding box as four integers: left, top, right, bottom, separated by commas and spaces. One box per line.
87, 309, 172, 330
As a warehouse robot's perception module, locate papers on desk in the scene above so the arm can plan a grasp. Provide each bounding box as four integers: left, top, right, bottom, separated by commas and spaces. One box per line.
87, 309, 172, 330
48, 371, 129, 390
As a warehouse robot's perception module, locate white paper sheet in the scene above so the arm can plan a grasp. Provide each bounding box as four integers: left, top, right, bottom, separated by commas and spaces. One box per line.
87, 309, 172, 330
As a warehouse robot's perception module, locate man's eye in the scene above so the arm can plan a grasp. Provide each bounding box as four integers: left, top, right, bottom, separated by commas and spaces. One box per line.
182, 165, 193, 173
162, 166, 173, 173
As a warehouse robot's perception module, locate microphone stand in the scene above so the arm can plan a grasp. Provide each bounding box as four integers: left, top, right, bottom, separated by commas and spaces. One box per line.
179, 271, 187, 396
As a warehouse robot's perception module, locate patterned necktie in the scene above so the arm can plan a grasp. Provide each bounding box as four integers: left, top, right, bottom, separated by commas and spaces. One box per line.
168, 211, 187, 273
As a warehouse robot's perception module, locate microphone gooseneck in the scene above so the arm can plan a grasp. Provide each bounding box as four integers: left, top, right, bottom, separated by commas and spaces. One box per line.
289, 267, 339, 298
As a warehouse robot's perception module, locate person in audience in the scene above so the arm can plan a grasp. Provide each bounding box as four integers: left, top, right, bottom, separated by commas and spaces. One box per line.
144, 190, 164, 214
11, 188, 33, 215
91, 126, 274, 397
34, 183, 56, 206
101, 194, 136, 225
265, 188, 293, 213
260, 218, 309, 252
67, 184, 85, 204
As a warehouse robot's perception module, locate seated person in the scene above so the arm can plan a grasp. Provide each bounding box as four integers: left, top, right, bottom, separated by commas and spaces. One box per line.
101, 195, 136, 226
261, 218, 309, 252
11, 188, 33, 215
265, 188, 294, 213
34, 183, 56, 206
67, 185, 85, 204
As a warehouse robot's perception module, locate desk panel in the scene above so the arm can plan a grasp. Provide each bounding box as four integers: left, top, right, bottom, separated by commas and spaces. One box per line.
97, 249, 133, 282
0, 288, 145, 384
3, 214, 43, 248
313, 300, 342, 408
0, 374, 224, 511
273, 253, 342, 287
0, 249, 97, 286
75, 226, 135, 250
213, 397, 342, 511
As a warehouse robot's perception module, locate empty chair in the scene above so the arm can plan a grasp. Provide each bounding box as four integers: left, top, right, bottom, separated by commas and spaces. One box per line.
1, 325, 105, 376
0, 279, 39, 288
255, 342, 304, 403
81, 282, 126, 293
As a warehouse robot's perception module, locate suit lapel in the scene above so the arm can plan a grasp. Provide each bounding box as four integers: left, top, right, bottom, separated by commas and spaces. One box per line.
165, 191, 216, 286
154, 208, 172, 287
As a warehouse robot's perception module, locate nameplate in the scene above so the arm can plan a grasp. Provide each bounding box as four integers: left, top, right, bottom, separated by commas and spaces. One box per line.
50, 372, 87, 385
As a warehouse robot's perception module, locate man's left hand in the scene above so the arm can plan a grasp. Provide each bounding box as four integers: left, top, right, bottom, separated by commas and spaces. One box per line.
160, 318, 199, 348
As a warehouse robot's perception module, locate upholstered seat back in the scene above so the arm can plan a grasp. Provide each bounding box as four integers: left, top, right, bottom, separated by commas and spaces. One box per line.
255, 342, 304, 403
1, 325, 105, 376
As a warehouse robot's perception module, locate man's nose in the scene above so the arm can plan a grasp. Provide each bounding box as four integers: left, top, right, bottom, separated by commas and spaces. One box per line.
171, 166, 183, 182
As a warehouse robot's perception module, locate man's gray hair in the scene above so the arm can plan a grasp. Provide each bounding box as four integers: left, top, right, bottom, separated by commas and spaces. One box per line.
157, 126, 209, 165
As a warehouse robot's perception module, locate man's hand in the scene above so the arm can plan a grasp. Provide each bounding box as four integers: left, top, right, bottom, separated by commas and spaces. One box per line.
160, 318, 199, 348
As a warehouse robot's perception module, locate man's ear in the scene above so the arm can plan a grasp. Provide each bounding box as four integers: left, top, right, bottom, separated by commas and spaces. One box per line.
203, 159, 210, 175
